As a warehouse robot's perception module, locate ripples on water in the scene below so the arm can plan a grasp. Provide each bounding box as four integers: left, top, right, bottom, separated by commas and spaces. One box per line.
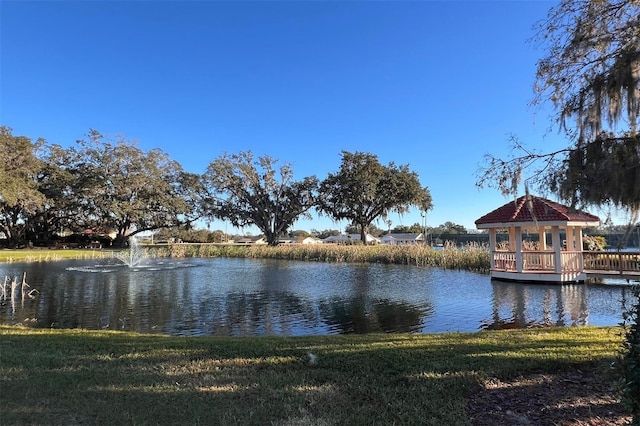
0, 258, 637, 336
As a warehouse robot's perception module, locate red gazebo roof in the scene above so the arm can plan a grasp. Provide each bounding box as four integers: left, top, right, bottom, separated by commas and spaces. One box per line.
475, 195, 600, 228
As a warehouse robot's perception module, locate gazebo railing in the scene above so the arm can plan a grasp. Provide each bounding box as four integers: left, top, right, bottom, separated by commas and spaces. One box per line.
493, 251, 517, 271
522, 251, 555, 271
492, 250, 583, 273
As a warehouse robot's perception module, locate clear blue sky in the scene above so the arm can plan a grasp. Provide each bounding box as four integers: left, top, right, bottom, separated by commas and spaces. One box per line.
3, 0, 589, 234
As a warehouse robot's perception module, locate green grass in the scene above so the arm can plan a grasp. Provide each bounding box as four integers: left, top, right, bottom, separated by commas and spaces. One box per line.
0, 325, 623, 425
0, 248, 115, 263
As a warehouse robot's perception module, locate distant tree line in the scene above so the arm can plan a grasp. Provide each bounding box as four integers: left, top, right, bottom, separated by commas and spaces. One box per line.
153, 224, 640, 250
151, 220, 477, 245
0, 126, 432, 247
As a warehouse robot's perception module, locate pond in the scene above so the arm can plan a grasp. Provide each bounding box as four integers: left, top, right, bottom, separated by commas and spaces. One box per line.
0, 257, 637, 336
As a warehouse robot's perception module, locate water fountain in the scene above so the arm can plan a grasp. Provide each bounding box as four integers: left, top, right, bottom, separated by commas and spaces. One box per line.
63, 235, 196, 274
114, 236, 147, 267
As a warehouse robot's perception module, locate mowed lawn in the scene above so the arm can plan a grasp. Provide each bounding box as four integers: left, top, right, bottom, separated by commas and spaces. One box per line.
0, 325, 624, 425
0, 248, 115, 263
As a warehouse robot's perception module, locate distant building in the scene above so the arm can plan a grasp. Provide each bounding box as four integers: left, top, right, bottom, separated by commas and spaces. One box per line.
301, 237, 323, 244
235, 236, 267, 244
380, 233, 424, 245
322, 233, 380, 245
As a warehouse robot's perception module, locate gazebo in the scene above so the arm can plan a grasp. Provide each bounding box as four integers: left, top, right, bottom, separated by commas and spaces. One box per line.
475, 195, 600, 283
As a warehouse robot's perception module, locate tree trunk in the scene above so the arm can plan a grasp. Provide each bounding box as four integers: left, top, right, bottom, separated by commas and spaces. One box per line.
360, 224, 368, 244
114, 232, 128, 248
265, 230, 279, 246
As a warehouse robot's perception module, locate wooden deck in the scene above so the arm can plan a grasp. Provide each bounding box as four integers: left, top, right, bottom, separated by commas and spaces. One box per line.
583, 251, 640, 280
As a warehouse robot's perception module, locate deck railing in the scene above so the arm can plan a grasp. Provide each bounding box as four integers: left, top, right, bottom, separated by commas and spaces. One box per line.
560, 251, 584, 272
583, 251, 640, 273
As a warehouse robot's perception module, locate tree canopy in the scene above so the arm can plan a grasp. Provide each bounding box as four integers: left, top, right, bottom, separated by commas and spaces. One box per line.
547, 133, 640, 210
202, 151, 319, 246
317, 151, 432, 244
478, 0, 639, 223
432, 221, 467, 235
0, 126, 46, 245
533, 0, 639, 140
2, 125, 441, 248
65, 130, 202, 246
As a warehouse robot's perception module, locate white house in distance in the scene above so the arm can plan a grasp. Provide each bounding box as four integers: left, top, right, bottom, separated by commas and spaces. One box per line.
475, 195, 600, 283
301, 236, 323, 244
322, 233, 381, 244
380, 233, 424, 245
235, 236, 267, 244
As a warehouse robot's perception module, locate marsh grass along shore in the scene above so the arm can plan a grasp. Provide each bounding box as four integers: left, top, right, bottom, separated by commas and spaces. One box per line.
0, 242, 491, 272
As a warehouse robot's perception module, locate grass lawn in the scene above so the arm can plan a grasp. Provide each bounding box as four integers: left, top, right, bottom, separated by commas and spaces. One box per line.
0, 325, 625, 425
0, 248, 115, 263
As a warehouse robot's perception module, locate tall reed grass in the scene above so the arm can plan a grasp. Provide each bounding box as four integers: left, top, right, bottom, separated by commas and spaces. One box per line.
150, 242, 490, 273
1, 243, 490, 272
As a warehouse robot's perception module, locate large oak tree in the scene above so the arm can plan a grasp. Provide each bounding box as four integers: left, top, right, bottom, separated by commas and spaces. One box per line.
202, 151, 318, 246
30, 143, 82, 243
317, 151, 432, 244
0, 126, 46, 246
65, 130, 201, 246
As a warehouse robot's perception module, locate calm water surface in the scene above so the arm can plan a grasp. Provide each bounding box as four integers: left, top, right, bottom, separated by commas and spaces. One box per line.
0, 257, 636, 336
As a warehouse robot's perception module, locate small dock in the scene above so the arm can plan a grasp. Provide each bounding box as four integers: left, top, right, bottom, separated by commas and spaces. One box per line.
489, 250, 640, 282
584, 251, 640, 281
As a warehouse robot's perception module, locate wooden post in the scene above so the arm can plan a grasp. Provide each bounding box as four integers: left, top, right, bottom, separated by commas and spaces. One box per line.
539, 227, 547, 250
488, 228, 496, 270
577, 227, 584, 271
538, 226, 547, 269
565, 226, 572, 250
552, 226, 562, 274
515, 226, 523, 272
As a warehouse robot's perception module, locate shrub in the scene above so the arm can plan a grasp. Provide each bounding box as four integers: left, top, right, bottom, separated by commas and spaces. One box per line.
615, 284, 640, 423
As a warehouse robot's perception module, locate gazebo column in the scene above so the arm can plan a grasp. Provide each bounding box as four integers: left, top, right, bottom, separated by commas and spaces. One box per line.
576, 227, 584, 270
488, 228, 496, 269
538, 227, 547, 250
564, 225, 584, 272
552, 226, 562, 274
538, 226, 548, 269
515, 226, 523, 272
508, 227, 516, 251
577, 228, 583, 250
566, 226, 576, 250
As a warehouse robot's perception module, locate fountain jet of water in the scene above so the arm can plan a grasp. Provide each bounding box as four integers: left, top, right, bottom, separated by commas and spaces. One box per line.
115, 236, 147, 267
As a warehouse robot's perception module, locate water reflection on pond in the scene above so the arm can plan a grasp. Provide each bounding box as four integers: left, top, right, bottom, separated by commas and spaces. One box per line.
0, 257, 636, 336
